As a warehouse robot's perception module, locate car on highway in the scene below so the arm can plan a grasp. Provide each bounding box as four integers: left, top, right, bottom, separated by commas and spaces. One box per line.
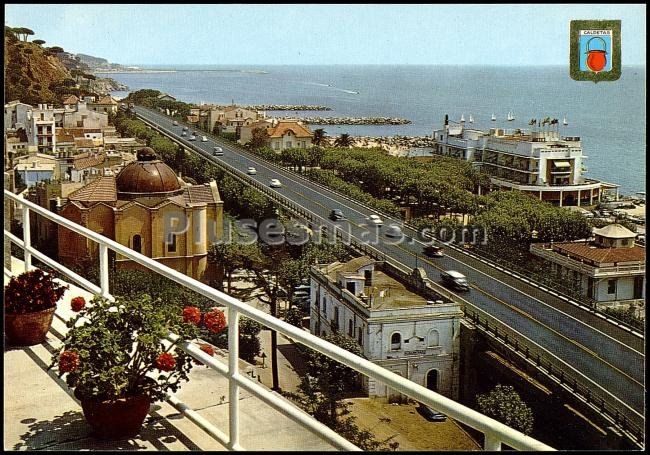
417, 403, 447, 422
173, 121, 179, 126
423, 245, 444, 257
188, 135, 196, 141
385, 224, 403, 238
247, 166, 257, 175
366, 214, 383, 226
213, 147, 223, 156
329, 209, 346, 221
182, 126, 188, 131
181, 131, 187, 137
201, 136, 208, 142
269, 178, 282, 188
440, 270, 470, 292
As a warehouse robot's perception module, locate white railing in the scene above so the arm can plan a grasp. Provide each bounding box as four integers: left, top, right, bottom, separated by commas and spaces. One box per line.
4, 189, 554, 451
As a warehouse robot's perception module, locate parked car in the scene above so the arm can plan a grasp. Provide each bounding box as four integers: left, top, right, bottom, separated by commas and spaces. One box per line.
181, 131, 187, 137
329, 209, 346, 221
188, 135, 196, 141
440, 270, 470, 291
182, 126, 188, 131
423, 245, 444, 257
213, 147, 224, 156
385, 224, 403, 238
173, 121, 179, 126
270, 179, 282, 188
417, 403, 447, 422
366, 214, 383, 226
201, 135, 208, 142
247, 166, 257, 175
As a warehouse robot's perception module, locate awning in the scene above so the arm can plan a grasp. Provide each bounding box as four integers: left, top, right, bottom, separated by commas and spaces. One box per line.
553, 161, 571, 168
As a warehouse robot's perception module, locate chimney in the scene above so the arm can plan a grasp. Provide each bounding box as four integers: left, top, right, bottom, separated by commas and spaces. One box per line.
444, 114, 449, 126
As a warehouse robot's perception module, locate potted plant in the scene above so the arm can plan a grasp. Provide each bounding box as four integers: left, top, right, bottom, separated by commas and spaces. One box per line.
50, 295, 227, 439
4, 269, 69, 346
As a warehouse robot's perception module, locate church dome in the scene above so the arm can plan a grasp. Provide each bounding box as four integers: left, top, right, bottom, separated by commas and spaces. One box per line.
116, 147, 183, 198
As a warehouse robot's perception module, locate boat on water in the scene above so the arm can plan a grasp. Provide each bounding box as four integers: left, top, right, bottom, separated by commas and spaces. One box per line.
460, 114, 465, 123
563, 116, 568, 125
469, 115, 474, 123
491, 113, 496, 121
507, 111, 515, 121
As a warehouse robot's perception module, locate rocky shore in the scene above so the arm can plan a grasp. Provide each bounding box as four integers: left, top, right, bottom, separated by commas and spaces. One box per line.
322, 135, 435, 155
90, 76, 129, 94
277, 116, 411, 125
249, 104, 331, 111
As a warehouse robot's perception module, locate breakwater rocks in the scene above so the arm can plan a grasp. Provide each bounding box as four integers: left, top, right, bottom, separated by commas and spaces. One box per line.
250, 104, 331, 111
276, 116, 411, 125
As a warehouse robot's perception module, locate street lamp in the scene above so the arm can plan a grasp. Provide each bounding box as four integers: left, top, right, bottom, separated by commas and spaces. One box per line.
260, 351, 267, 368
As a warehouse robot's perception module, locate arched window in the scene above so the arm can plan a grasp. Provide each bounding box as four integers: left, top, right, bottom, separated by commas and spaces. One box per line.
390, 332, 401, 351
132, 234, 142, 253
428, 329, 440, 347
426, 369, 439, 392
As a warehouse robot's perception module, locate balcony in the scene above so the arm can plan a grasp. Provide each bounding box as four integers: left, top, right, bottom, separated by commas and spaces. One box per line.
3, 189, 554, 451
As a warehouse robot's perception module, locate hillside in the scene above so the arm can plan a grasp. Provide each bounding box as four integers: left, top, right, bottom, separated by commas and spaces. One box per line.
4, 26, 128, 105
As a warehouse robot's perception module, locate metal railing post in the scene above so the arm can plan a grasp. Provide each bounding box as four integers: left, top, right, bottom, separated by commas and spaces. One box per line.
228, 307, 241, 450
99, 243, 110, 299
484, 434, 503, 451
21, 203, 31, 272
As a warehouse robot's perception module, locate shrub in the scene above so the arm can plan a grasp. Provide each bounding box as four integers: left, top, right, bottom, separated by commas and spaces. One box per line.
4, 269, 68, 314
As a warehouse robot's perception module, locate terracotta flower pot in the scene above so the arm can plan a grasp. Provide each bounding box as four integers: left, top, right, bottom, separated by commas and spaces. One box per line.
76, 390, 152, 440
4, 307, 56, 346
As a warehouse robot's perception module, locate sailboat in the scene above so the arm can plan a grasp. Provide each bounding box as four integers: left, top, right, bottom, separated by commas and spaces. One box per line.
563, 116, 568, 126
460, 114, 465, 123
469, 115, 474, 123
507, 111, 515, 121
491, 113, 496, 121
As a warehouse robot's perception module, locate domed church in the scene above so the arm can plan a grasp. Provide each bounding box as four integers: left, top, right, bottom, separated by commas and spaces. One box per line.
57, 147, 224, 283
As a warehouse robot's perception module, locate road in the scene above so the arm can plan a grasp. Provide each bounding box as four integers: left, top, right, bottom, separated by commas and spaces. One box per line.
135, 106, 644, 427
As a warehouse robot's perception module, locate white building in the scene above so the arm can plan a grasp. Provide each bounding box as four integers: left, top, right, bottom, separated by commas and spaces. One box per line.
432, 116, 619, 206
310, 256, 463, 401
530, 224, 645, 309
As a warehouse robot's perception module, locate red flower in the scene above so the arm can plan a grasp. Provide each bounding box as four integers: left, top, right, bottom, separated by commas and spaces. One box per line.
199, 343, 215, 357
59, 350, 80, 373
204, 308, 226, 334
182, 306, 202, 325
70, 296, 86, 312
156, 352, 177, 371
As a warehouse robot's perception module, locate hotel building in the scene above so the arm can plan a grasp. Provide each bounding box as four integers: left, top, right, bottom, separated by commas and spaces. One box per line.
432, 117, 619, 206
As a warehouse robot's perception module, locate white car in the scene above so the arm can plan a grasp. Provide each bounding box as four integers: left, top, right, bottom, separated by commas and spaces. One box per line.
189, 135, 196, 141
367, 214, 383, 226
385, 224, 403, 238
201, 136, 208, 142
173, 121, 179, 126
269, 179, 282, 188
213, 146, 223, 156
247, 167, 257, 175
181, 131, 187, 137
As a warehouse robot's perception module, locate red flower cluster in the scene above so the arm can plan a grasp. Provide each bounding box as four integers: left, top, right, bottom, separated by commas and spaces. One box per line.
70, 296, 86, 312
59, 350, 80, 373
199, 343, 215, 357
4, 269, 68, 314
204, 308, 227, 334
182, 306, 202, 325
156, 352, 177, 371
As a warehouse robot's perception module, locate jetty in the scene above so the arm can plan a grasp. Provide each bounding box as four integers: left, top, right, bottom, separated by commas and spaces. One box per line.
275, 116, 411, 125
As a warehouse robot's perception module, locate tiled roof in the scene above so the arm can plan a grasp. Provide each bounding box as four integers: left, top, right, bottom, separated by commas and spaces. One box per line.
74, 138, 97, 148
73, 153, 105, 170
95, 95, 118, 105
56, 133, 75, 143
187, 115, 199, 123
68, 176, 117, 203
267, 121, 313, 138
62, 95, 79, 105
184, 185, 218, 204
551, 242, 645, 265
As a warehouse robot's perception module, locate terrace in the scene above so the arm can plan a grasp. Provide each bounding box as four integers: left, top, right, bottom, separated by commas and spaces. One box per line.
3, 189, 554, 451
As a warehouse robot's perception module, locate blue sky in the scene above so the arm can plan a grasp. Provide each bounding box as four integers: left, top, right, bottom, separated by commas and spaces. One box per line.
5, 4, 646, 65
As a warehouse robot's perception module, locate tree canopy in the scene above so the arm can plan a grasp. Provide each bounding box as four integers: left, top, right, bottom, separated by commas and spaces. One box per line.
476, 384, 534, 435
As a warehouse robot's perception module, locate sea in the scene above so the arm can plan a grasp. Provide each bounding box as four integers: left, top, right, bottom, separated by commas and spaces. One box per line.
109, 65, 646, 196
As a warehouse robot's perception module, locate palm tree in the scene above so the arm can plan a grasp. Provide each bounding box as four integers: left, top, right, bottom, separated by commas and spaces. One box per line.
312, 128, 327, 146
334, 133, 354, 148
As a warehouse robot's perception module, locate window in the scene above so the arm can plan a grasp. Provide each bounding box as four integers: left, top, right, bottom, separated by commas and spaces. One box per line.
346, 281, 356, 294
428, 330, 440, 347
286, 141, 292, 148
607, 279, 617, 295
348, 319, 353, 337
358, 327, 363, 346
167, 233, 177, 253
274, 142, 279, 150
132, 234, 142, 253
322, 297, 327, 314
334, 306, 339, 324
390, 332, 401, 351
622, 239, 630, 246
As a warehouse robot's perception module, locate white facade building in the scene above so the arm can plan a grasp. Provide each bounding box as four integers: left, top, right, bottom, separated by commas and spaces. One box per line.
310, 256, 462, 401
432, 116, 619, 206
